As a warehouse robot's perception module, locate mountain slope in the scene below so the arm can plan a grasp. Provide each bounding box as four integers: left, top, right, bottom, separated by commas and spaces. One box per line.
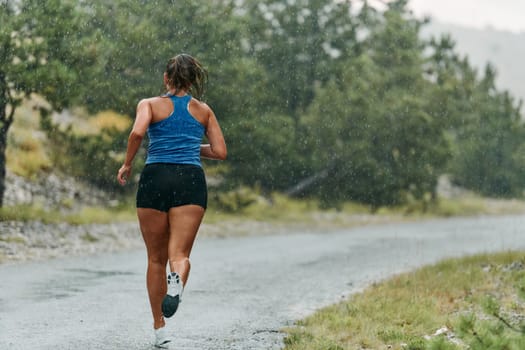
421, 21, 525, 106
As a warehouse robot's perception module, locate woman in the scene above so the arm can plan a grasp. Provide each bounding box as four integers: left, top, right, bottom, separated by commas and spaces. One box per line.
117, 54, 227, 348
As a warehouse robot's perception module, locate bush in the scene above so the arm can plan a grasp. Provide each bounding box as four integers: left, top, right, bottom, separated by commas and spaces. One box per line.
41, 113, 140, 193
211, 186, 260, 213
456, 283, 525, 350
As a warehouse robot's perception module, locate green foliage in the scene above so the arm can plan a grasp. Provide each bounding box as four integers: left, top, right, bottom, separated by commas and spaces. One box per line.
211, 186, 260, 213
449, 84, 525, 197
0, 203, 135, 225
74, 0, 251, 117
2, 0, 525, 209
41, 116, 137, 192
1, 0, 90, 110
300, 6, 449, 208
243, 0, 359, 116
0, 0, 93, 205
0, 204, 53, 223
6, 130, 52, 178
427, 37, 525, 198
518, 277, 525, 301
425, 337, 458, 350
456, 281, 525, 350
227, 113, 302, 191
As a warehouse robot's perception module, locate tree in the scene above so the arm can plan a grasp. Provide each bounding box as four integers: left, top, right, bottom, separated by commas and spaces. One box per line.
221, 0, 366, 192
299, 1, 449, 208
243, 0, 360, 117
75, 0, 259, 118
3, 0, 524, 208
0, 0, 92, 206
450, 66, 525, 197
426, 34, 525, 197
227, 113, 300, 191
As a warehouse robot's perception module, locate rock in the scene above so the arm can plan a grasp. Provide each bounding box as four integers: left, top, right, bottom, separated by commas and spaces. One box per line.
504, 261, 524, 271
4, 170, 110, 210
433, 326, 449, 336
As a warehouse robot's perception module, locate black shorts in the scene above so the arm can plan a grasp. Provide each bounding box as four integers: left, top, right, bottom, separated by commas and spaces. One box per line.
136, 163, 207, 212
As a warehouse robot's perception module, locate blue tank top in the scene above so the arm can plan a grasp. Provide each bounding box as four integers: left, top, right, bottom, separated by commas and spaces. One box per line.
145, 95, 204, 167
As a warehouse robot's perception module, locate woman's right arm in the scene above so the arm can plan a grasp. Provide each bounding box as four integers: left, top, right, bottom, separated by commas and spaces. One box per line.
117, 99, 153, 185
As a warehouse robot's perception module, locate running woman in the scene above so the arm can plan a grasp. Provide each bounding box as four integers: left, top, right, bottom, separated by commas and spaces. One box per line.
117, 54, 227, 348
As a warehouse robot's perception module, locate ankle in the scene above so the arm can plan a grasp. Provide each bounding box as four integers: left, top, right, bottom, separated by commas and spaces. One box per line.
168, 258, 190, 281
153, 318, 165, 330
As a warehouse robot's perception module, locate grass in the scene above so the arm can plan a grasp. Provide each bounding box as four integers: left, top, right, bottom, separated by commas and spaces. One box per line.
428, 196, 525, 217
2, 189, 525, 229
0, 204, 136, 225
206, 192, 336, 224
0, 204, 54, 223
283, 251, 525, 350
63, 206, 136, 225
204, 189, 525, 230
80, 232, 99, 243
0, 235, 26, 244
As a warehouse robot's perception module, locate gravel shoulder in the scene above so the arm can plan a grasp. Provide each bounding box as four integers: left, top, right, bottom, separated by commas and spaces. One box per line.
0, 213, 405, 265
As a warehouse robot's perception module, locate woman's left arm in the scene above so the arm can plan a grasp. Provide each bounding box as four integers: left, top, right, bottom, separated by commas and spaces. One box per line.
200, 106, 227, 160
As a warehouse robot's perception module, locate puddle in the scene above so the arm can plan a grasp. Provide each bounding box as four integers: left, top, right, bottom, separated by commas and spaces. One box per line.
64, 268, 135, 278
28, 268, 136, 301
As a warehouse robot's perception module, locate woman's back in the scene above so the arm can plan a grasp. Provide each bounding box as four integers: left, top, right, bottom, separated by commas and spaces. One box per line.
146, 94, 206, 166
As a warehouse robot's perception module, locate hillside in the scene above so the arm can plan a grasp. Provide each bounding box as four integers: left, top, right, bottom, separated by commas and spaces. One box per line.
422, 21, 525, 107
3, 97, 127, 211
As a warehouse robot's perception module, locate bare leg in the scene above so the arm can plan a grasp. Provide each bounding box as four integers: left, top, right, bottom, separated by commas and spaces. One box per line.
137, 208, 169, 330
167, 205, 205, 286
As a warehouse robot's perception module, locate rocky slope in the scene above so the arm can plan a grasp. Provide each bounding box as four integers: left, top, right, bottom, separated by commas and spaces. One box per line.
4, 170, 110, 209
0, 170, 139, 264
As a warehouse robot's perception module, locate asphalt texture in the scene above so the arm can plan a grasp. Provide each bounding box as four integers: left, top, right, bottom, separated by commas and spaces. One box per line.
0, 215, 524, 349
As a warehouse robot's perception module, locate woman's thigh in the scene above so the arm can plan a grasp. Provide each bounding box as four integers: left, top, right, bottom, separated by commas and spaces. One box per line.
137, 208, 169, 260
167, 205, 205, 259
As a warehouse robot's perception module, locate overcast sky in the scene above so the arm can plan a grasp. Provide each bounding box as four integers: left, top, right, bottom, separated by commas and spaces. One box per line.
408, 0, 525, 33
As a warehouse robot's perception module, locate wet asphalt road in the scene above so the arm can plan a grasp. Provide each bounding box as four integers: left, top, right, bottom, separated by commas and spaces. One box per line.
0, 215, 524, 350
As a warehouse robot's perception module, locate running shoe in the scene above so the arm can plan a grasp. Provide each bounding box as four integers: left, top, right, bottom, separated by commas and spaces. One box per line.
154, 326, 171, 348
161, 272, 183, 318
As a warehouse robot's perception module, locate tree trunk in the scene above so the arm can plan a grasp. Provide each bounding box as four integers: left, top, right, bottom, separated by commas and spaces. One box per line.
0, 131, 6, 207
0, 79, 15, 208
285, 168, 330, 197
285, 159, 340, 197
